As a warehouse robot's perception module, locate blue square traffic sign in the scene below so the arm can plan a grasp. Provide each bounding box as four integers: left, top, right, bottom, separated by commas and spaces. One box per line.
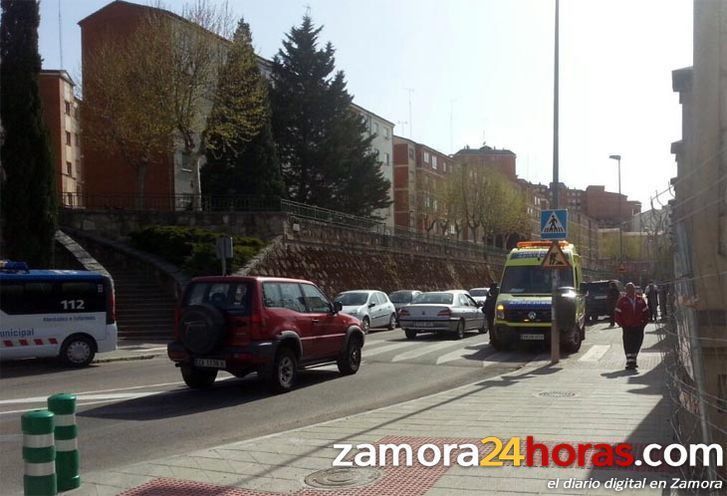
540, 209, 568, 240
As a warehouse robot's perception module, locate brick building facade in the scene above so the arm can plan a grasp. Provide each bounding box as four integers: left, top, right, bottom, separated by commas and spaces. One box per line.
39, 70, 83, 207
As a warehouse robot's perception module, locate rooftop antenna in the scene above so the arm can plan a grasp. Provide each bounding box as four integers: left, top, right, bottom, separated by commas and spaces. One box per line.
405, 88, 414, 139
396, 120, 408, 137
58, 0, 64, 68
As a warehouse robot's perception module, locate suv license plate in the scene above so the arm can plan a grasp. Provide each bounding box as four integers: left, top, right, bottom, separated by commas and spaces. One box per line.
194, 358, 226, 369
521, 334, 545, 341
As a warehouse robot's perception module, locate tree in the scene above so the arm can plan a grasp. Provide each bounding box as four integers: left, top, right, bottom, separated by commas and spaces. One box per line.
202, 18, 283, 198
271, 16, 390, 217
0, 0, 57, 265
81, 1, 232, 207
82, 12, 176, 207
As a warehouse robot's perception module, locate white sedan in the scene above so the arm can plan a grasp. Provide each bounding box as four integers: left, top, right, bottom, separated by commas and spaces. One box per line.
334, 290, 397, 333
398, 290, 486, 340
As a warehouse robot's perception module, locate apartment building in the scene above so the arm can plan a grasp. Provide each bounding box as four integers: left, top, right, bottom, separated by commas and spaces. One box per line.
38, 70, 83, 207
392, 136, 451, 234
670, 0, 727, 464
452, 144, 517, 181
352, 103, 395, 227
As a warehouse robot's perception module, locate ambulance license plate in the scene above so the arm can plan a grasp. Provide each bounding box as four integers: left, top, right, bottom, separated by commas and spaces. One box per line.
194, 358, 226, 369
521, 334, 545, 341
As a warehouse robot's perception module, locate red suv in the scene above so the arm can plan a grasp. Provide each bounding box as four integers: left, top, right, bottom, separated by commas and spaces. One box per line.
167, 276, 365, 392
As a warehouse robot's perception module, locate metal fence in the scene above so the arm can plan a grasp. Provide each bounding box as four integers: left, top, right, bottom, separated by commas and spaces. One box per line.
61, 192, 510, 259
62, 193, 281, 212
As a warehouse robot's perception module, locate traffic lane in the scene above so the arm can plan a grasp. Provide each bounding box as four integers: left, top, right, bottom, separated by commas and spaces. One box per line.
0, 357, 517, 494
0, 355, 181, 403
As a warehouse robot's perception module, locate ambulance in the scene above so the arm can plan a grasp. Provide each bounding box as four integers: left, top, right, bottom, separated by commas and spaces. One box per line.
0, 261, 118, 367
491, 241, 585, 352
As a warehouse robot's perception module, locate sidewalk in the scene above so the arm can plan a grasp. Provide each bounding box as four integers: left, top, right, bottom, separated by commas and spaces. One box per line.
93, 342, 168, 363
74, 323, 675, 496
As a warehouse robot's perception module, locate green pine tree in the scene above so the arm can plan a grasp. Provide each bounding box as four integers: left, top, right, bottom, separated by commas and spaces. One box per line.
0, 0, 57, 266
271, 16, 391, 217
203, 18, 283, 199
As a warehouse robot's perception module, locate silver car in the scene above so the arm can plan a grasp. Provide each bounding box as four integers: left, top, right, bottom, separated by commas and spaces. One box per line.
334, 290, 397, 333
398, 290, 486, 340
468, 288, 489, 306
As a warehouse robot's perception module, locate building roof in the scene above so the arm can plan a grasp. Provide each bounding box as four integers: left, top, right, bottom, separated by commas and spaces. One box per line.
350, 102, 395, 126
454, 145, 515, 156
40, 69, 76, 87
672, 66, 693, 93
392, 135, 449, 158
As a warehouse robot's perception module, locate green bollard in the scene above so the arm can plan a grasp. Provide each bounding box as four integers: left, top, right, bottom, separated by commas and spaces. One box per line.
22, 410, 57, 496
47, 394, 80, 492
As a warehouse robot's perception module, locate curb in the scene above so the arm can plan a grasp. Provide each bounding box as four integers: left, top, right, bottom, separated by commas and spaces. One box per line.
92, 353, 163, 364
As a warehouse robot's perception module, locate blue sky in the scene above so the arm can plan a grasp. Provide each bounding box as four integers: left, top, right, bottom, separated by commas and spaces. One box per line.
38, 0, 692, 208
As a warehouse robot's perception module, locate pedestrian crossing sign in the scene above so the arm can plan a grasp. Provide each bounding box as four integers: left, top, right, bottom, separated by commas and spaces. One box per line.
540, 209, 568, 240
542, 241, 571, 269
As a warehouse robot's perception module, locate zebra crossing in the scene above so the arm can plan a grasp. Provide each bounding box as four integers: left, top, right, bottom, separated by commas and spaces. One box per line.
358, 322, 625, 369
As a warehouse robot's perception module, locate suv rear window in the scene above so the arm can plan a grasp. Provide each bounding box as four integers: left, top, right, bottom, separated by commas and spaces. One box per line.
584, 282, 610, 296
184, 281, 251, 315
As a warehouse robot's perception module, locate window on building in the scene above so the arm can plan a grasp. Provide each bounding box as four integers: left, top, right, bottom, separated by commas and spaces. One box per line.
408, 147, 414, 159
374, 122, 379, 135
64, 101, 71, 115
66, 161, 72, 176
432, 156, 438, 169
65, 132, 71, 146
76, 160, 81, 177
385, 152, 390, 166
423, 151, 430, 164
384, 127, 390, 138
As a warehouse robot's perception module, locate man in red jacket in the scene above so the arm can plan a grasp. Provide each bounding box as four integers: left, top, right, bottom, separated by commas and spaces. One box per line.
614, 282, 650, 370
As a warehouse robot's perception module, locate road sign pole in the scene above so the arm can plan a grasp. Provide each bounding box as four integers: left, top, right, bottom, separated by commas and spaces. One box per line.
550, 242, 560, 364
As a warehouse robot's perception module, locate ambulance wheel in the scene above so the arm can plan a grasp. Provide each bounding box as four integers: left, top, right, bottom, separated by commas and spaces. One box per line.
60, 335, 96, 367
561, 325, 583, 354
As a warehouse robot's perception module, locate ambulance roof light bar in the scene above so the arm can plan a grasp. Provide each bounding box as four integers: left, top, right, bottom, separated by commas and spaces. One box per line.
516, 241, 570, 249
0, 260, 30, 272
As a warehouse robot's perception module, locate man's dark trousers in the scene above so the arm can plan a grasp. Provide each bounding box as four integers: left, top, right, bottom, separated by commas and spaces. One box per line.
622, 326, 645, 365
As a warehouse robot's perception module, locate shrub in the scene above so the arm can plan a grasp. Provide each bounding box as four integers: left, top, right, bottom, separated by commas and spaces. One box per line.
129, 226, 265, 276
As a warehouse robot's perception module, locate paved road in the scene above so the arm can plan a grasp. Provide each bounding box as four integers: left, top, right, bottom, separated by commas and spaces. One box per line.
0, 325, 589, 494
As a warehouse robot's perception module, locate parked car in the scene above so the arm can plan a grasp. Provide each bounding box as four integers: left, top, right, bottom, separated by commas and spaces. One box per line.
582, 280, 622, 322
334, 290, 397, 333
398, 290, 486, 340
167, 276, 365, 393
389, 290, 422, 323
468, 288, 489, 306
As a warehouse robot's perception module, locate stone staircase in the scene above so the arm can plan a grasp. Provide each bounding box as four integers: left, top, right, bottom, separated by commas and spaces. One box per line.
90, 252, 177, 342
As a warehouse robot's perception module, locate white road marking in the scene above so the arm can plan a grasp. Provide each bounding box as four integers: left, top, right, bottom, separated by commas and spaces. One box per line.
436, 343, 489, 365
363, 342, 415, 358
578, 344, 611, 362
392, 339, 484, 362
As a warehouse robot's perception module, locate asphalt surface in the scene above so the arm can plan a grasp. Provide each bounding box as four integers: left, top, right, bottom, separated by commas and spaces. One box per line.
0, 327, 547, 494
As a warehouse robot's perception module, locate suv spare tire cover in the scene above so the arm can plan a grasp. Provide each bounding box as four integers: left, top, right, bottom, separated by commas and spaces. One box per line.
179, 304, 226, 355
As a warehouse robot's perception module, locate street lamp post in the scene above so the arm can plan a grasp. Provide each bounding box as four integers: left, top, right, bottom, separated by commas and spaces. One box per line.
609, 154, 623, 262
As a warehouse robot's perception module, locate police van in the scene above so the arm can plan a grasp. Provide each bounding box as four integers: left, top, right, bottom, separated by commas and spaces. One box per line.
492, 241, 585, 352
0, 261, 118, 367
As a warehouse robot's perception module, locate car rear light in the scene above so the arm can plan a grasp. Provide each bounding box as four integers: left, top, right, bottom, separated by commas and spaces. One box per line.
437, 309, 451, 317
399, 308, 410, 317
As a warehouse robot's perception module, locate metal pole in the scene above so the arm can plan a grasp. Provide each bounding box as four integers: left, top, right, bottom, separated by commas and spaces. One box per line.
550, 0, 560, 365
618, 157, 623, 261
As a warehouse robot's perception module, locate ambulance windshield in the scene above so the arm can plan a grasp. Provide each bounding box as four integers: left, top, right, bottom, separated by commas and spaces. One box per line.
501, 266, 574, 294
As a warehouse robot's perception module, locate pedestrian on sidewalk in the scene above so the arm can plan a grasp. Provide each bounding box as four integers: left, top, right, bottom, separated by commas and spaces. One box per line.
483, 282, 499, 337
615, 282, 650, 370
659, 283, 669, 320
645, 281, 659, 322
607, 280, 620, 327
